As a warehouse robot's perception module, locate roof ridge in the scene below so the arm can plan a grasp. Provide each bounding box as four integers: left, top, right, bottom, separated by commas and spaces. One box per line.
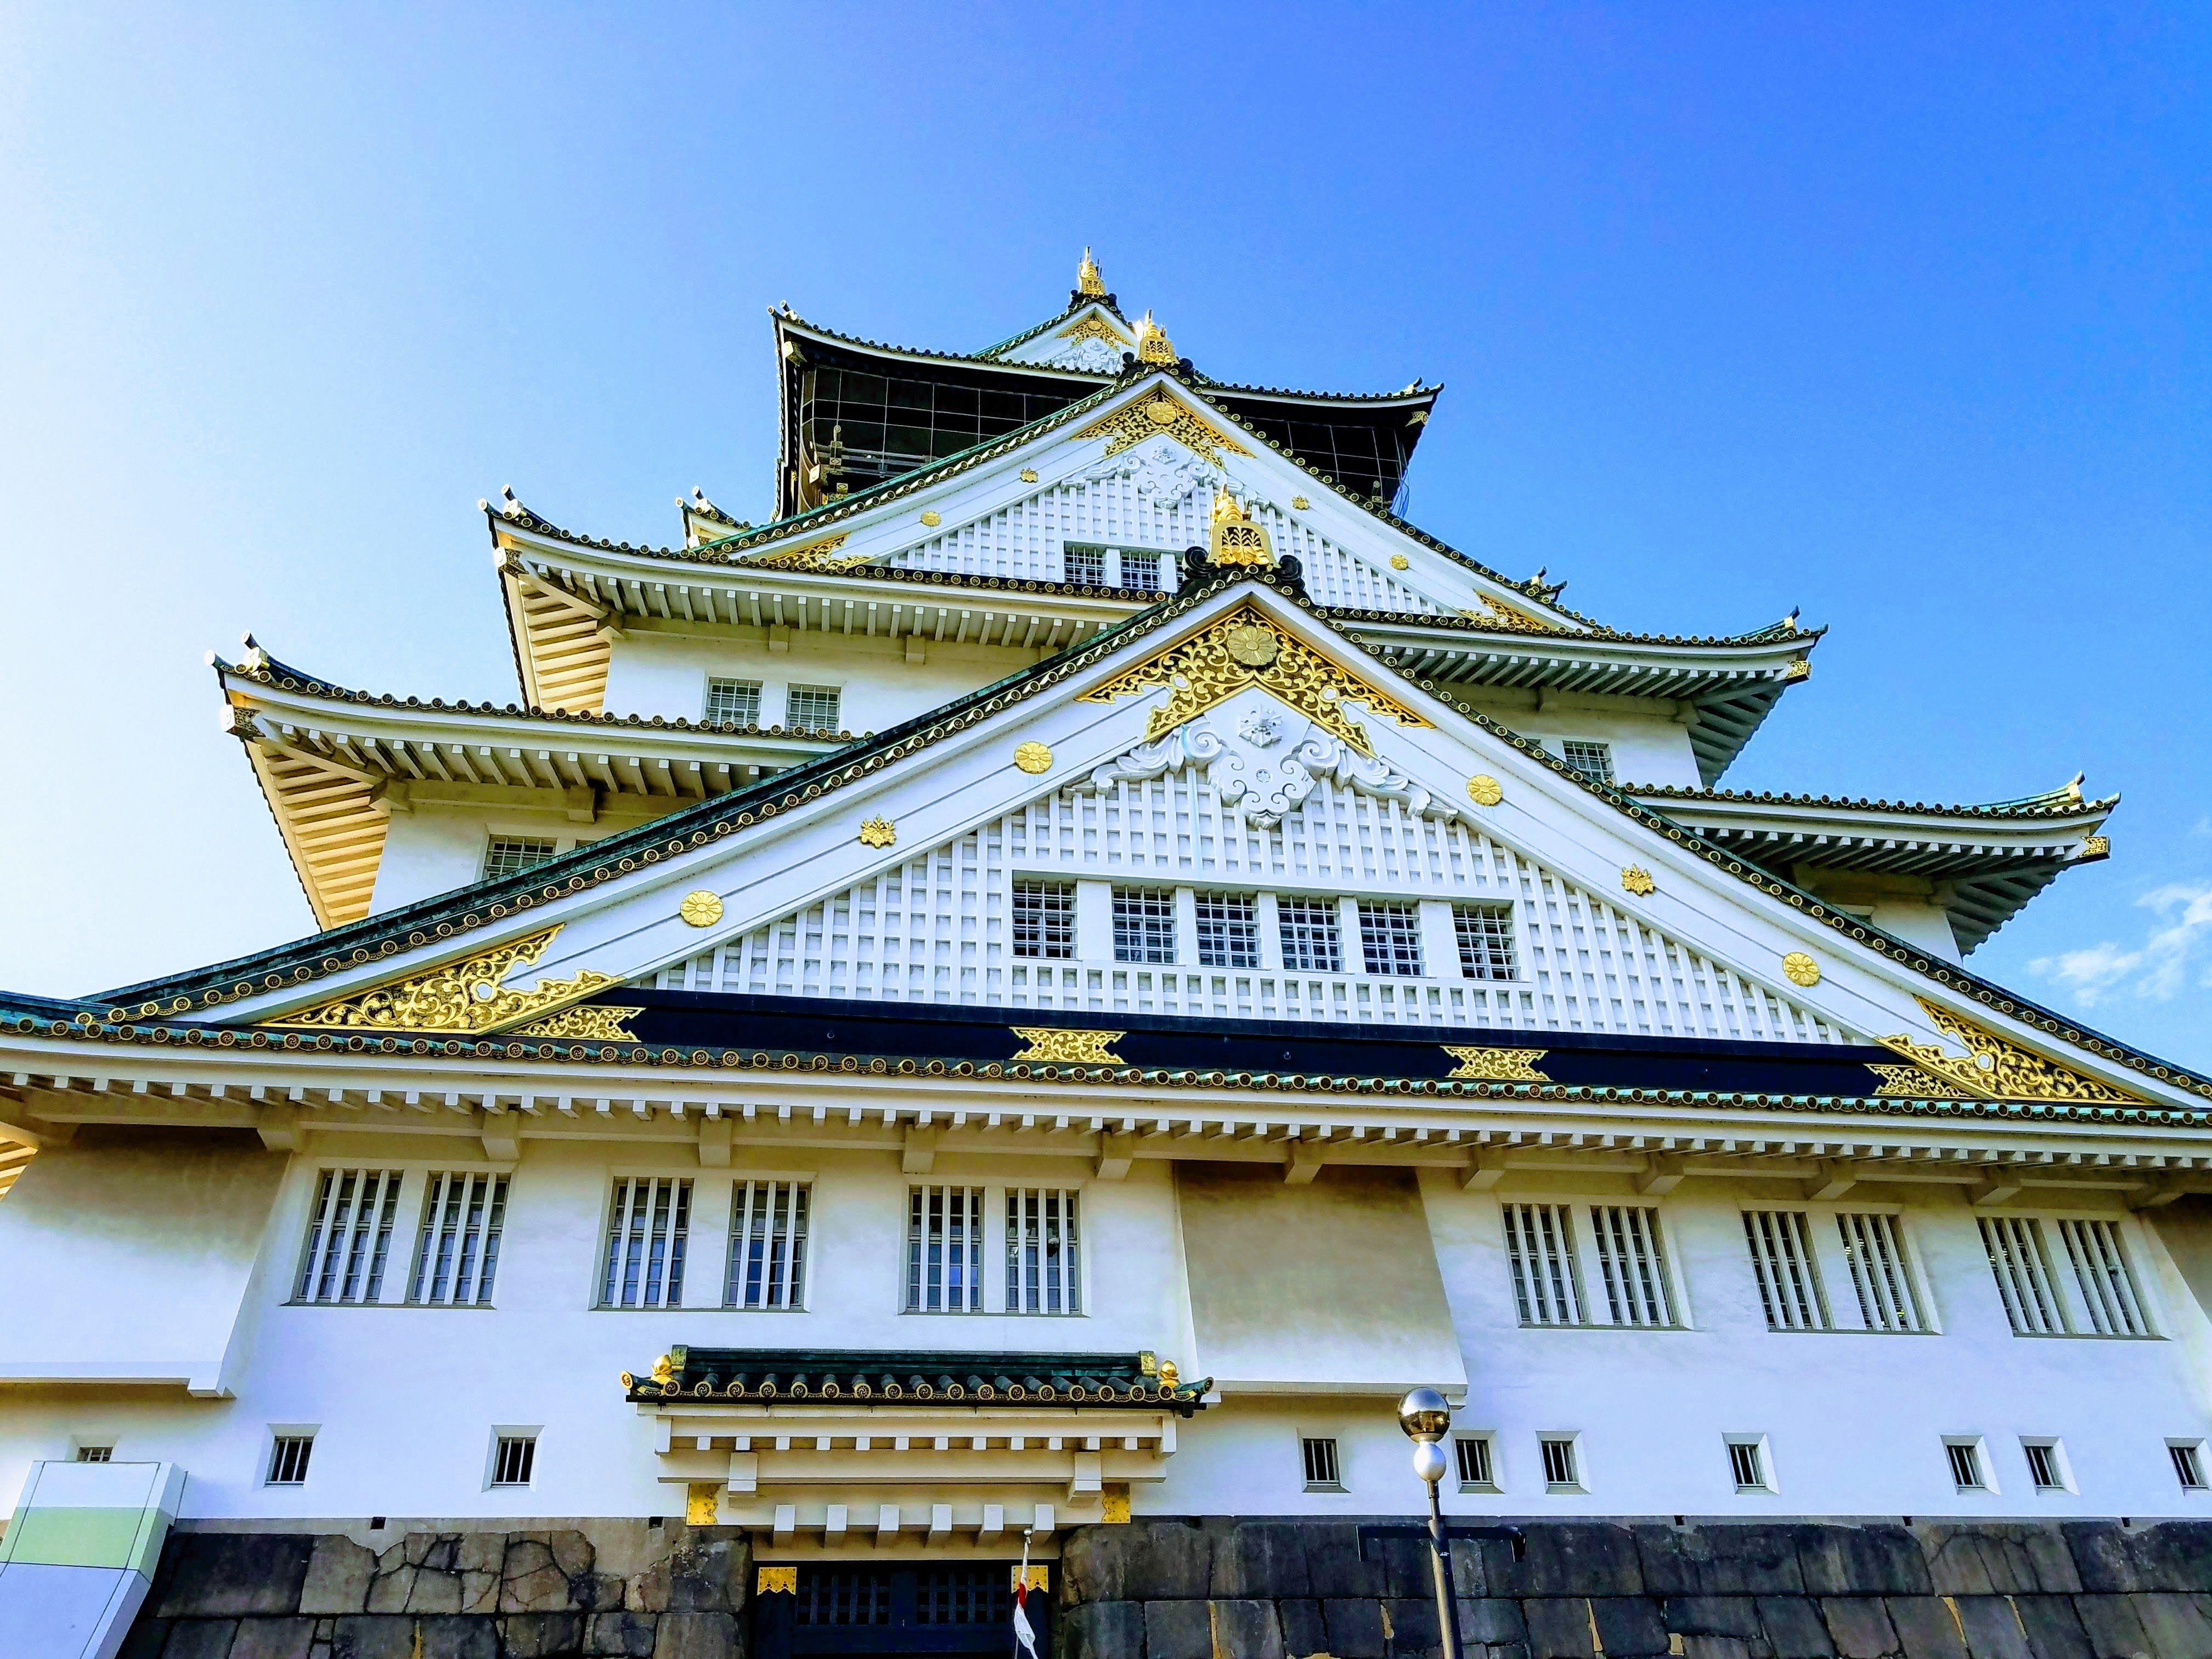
1627, 782, 2119, 820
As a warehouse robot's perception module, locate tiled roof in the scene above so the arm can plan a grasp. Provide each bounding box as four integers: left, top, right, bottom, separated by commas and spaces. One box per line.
622, 1347, 1207, 1409
1630, 781, 2113, 822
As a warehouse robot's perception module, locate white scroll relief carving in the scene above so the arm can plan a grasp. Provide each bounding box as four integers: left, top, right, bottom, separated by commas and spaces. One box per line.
1079, 437, 1270, 516
1040, 336, 1122, 373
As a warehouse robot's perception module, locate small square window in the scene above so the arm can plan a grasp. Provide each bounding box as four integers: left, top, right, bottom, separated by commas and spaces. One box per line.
1013, 881, 1076, 960
492, 1434, 538, 1488
267, 1433, 315, 1486
1539, 1436, 1580, 1491
483, 837, 558, 882
1453, 905, 1517, 980
2171, 1441, 2207, 1491
1195, 892, 1260, 968
1111, 888, 1176, 964
785, 685, 842, 731
2024, 1439, 2066, 1493
1454, 1435, 1497, 1489
1119, 550, 1163, 592
704, 678, 762, 726
1301, 1436, 1343, 1491
1278, 896, 1342, 973
1727, 1438, 1771, 1492
1946, 1439, 1987, 1491
75, 1445, 113, 1464
1063, 544, 1107, 586
1560, 741, 1615, 783
1358, 902, 1423, 977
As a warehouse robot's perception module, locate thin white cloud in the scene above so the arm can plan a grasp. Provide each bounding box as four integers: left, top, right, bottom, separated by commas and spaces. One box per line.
2031, 884, 2212, 1007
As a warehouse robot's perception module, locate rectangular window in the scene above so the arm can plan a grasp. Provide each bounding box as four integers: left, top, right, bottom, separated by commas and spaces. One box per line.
1195, 892, 1260, 968
1277, 896, 1342, 973
267, 1434, 315, 1486
1111, 888, 1176, 964
492, 1434, 537, 1487
1837, 1212, 1927, 1333
1980, 1216, 2066, 1335
1727, 1440, 1770, 1492
704, 677, 763, 726
2056, 1218, 2149, 1336
483, 836, 558, 881
1011, 880, 1076, 960
407, 1172, 508, 1306
906, 1186, 985, 1312
1742, 1210, 1831, 1331
1539, 1436, 1579, 1489
1454, 905, 1517, 980
1005, 1188, 1081, 1314
1946, 1440, 1987, 1491
1062, 544, 1107, 586
1120, 550, 1162, 592
1561, 741, 1615, 784
1301, 1436, 1342, 1490
600, 1178, 691, 1308
1454, 1435, 1496, 1489
1358, 902, 1424, 977
295, 1170, 404, 1305
2171, 1441, 2207, 1491
2024, 1440, 2064, 1492
785, 684, 842, 731
75, 1446, 112, 1463
1589, 1206, 1675, 1327
1503, 1203, 1586, 1327
726, 1181, 809, 1310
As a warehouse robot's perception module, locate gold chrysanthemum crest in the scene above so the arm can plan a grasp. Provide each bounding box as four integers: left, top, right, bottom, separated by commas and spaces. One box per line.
678, 890, 724, 928
1466, 775, 1504, 807
1781, 951, 1821, 987
1013, 741, 1053, 775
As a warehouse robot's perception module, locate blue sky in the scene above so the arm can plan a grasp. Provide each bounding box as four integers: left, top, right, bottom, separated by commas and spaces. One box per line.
1, 4, 2205, 1064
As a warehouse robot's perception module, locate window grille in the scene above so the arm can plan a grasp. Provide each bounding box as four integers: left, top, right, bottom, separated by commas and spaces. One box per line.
492, 1434, 537, 1487
1454, 1436, 1494, 1487
1301, 1436, 1342, 1489
1946, 1440, 1986, 1490
1503, 1204, 1585, 1326
408, 1172, 507, 1306
2171, 1442, 2207, 1490
795, 1568, 894, 1626
1195, 892, 1260, 968
76, 1446, 112, 1463
2057, 1218, 2149, 1336
1277, 896, 1342, 973
1454, 905, 1517, 980
1062, 545, 1107, 586
1111, 887, 1176, 964
296, 1170, 403, 1304
1359, 902, 1424, 977
1835, 1212, 1926, 1332
726, 1181, 809, 1309
1728, 1440, 1769, 1491
1011, 880, 1075, 960
1119, 550, 1163, 592
1539, 1437, 1578, 1488
267, 1435, 314, 1486
785, 685, 842, 731
1589, 1206, 1675, 1327
907, 1185, 985, 1312
704, 678, 762, 725
916, 1567, 1013, 1624
1980, 1217, 2066, 1335
601, 1178, 690, 1308
1561, 741, 1615, 784
2024, 1441, 2063, 1491
1005, 1188, 1080, 1313
1742, 1210, 1830, 1331
483, 836, 558, 881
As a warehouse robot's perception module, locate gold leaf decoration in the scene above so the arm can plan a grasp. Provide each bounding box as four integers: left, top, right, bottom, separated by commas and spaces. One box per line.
514, 1004, 645, 1042
1010, 1027, 1127, 1064
686, 1484, 720, 1526
678, 890, 724, 928
757, 1566, 797, 1595
1077, 602, 1428, 757
1101, 1485, 1132, 1524
1442, 1046, 1550, 1081
1057, 314, 1127, 349
1457, 595, 1563, 635
920, 511, 941, 527
1781, 951, 1821, 987
1291, 496, 1311, 510
259, 926, 619, 1035
1071, 386, 1254, 466
1466, 775, 1504, 807
1014, 1565, 1052, 1592
1874, 996, 2145, 1104
858, 816, 897, 848
1389, 555, 1409, 570
1020, 468, 1040, 483
737, 533, 873, 573
1621, 866, 1656, 897
2080, 835, 2110, 858
1013, 741, 1053, 775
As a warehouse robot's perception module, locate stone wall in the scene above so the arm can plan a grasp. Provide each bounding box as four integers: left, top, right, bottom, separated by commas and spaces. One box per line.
1057, 1517, 2212, 1659
121, 1522, 751, 1658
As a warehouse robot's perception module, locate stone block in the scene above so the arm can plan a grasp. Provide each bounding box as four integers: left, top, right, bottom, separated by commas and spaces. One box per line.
635, 1539, 747, 1613
1451, 1537, 1493, 1600
2062, 1530, 2138, 1596
1069, 1521, 1216, 1604
1308, 1524, 1388, 1599
588, 1610, 661, 1657
1756, 1596, 1835, 1659
651, 1611, 741, 1659
1065, 1600, 1148, 1659
1211, 1522, 1314, 1600
366, 1545, 464, 1617
2008, 1598, 2092, 1659
1147, 1599, 1217, 1659
2126, 1594, 2212, 1658
1683, 1639, 1756, 1659
503, 1612, 585, 1656
1324, 1598, 1388, 1658
1483, 1645, 1532, 1659
1918, 1529, 2081, 1598
157, 1536, 318, 1617
1487, 1528, 1645, 1598
329, 1617, 499, 1659
2067, 1595, 2153, 1659
302, 1539, 381, 1617
1278, 1598, 1327, 1657
1665, 1599, 1764, 1638
504, 1537, 586, 1614
230, 1619, 318, 1659
1592, 1596, 1671, 1656
1948, 1598, 2032, 1659
1458, 1598, 1530, 1646
1796, 1531, 1932, 1601
1384, 1595, 1442, 1657
121, 1619, 171, 1659
2099, 1525, 2212, 1596
1522, 1599, 1597, 1659
1214, 1600, 1288, 1659
1375, 1533, 1442, 1601
1639, 1530, 1804, 1598
1819, 1599, 1899, 1659
162, 1622, 240, 1659
1882, 1599, 1968, 1659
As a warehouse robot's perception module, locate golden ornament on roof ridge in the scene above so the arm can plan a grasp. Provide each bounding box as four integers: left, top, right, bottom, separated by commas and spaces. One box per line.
1135, 311, 1178, 364
1077, 246, 1106, 297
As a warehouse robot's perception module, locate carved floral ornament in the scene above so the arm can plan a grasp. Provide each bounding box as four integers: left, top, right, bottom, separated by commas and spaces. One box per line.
1071, 387, 1253, 468
1079, 717, 1467, 833
1872, 997, 2146, 1105
258, 925, 622, 1036
736, 533, 876, 574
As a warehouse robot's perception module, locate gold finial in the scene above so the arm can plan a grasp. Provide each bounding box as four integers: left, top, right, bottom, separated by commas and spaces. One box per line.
1211, 488, 1249, 526
1135, 311, 1177, 365
650, 1352, 676, 1387
1077, 247, 1105, 297
1158, 1359, 1181, 1390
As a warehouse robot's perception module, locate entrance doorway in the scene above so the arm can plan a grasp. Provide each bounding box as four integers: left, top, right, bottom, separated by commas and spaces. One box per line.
757, 1563, 1051, 1659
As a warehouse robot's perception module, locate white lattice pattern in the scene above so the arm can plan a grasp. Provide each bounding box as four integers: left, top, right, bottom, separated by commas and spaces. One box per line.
650, 777, 1848, 1043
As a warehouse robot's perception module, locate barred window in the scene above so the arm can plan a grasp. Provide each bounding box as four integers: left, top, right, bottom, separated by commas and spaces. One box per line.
1589, 1205, 1675, 1327
1012, 881, 1075, 960
295, 1170, 404, 1304
1503, 1203, 1585, 1326
1195, 891, 1260, 968
1980, 1216, 2066, 1335
726, 1181, 809, 1309
1454, 905, 1517, 980
1539, 1436, 1579, 1489
785, 684, 842, 731
2024, 1440, 2065, 1492
1742, 1210, 1830, 1331
1111, 887, 1176, 964
907, 1185, 985, 1312
408, 1172, 508, 1306
1278, 896, 1342, 973
1728, 1439, 1770, 1492
267, 1434, 314, 1486
1837, 1212, 1927, 1332
1561, 740, 1615, 783
1455, 1435, 1496, 1488
915, 1567, 1013, 1625
1062, 544, 1107, 586
601, 1178, 690, 1308
75, 1446, 113, 1464
2171, 1442, 2207, 1490
492, 1434, 537, 1487
704, 678, 762, 725
2057, 1218, 2150, 1336
1358, 902, 1424, 977
483, 836, 557, 881
1119, 550, 1163, 592
1301, 1436, 1342, 1489
1946, 1439, 1987, 1490
1005, 1188, 1080, 1314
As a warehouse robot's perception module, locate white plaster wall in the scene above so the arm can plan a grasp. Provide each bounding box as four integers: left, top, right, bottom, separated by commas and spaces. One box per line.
370, 806, 618, 915
1520, 715, 1704, 790
1861, 899, 1964, 964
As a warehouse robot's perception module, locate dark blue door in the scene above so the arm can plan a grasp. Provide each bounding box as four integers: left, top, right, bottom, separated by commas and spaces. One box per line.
758, 1564, 1050, 1659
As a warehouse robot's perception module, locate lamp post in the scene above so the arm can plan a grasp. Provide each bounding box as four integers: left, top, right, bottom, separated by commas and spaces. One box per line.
1398, 1387, 1464, 1659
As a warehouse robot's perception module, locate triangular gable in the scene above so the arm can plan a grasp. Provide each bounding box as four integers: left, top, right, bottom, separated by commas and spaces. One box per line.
989, 302, 1133, 373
